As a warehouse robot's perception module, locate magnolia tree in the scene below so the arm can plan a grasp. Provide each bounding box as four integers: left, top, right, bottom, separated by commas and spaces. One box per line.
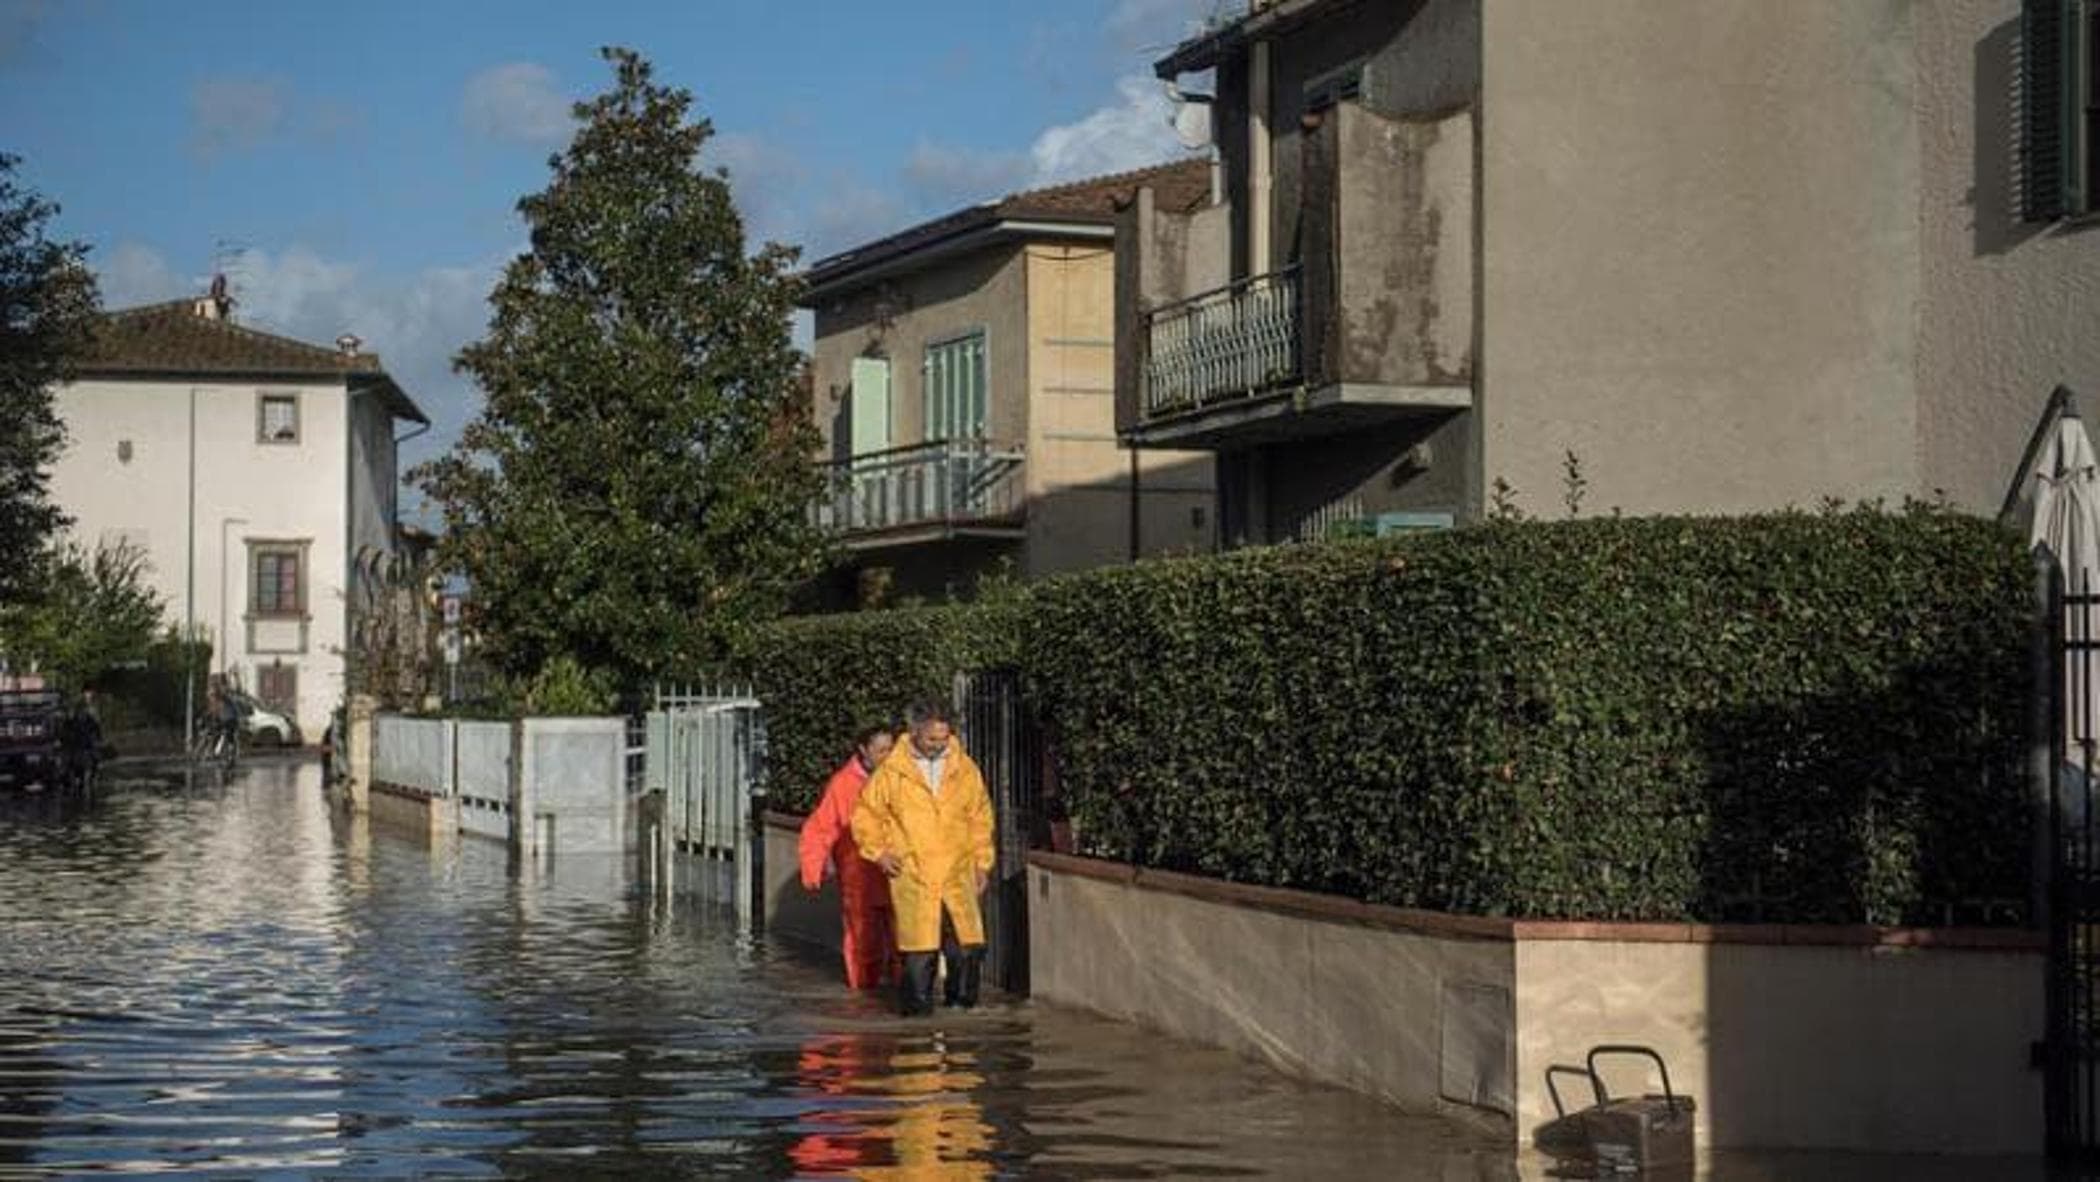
415, 49, 827, 690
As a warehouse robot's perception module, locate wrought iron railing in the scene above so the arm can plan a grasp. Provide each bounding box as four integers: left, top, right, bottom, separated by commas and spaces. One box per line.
814, 438, 1024, 535
1142, 265, 1302, 418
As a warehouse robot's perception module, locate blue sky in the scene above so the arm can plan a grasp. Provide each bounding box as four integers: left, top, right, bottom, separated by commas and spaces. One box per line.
1, 0, 1228, 490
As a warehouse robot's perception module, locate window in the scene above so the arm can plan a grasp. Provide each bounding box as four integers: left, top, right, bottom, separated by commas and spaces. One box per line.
251, 544, 306, 617
2024, 0, 2099, 219
257, 393, 300, 444
923, 331, 987, 441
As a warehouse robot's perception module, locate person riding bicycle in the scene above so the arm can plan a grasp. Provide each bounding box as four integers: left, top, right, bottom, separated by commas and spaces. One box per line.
206, 678, 242, 751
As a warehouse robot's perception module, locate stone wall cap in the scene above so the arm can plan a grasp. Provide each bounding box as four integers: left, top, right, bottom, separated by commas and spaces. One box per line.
1024, 852, 2045, 953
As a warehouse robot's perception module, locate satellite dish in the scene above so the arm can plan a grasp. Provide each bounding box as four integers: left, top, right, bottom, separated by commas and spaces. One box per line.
1164, 81, 1215, 151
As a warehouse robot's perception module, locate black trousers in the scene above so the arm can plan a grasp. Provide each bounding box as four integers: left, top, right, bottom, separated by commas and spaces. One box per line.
899, 907, 984, 1016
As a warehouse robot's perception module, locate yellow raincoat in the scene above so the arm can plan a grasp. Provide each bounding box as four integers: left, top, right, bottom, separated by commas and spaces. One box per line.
849, 733, 996, 953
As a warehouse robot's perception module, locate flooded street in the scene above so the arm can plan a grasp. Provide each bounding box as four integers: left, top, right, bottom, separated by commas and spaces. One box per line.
0, 759, 2060, 1180
0, 758, 1509, 1179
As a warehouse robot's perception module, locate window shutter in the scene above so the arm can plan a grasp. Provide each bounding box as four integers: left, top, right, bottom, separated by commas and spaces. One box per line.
848, 357, 890, 457
2024, 0, 2076, 221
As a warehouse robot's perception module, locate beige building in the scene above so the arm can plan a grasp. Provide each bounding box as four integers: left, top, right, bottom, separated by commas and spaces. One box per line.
802, 162, 1217, 605
1118, 0, 2100, 540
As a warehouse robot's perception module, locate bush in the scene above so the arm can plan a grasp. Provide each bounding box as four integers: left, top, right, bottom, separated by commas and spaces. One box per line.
737, 601, 1019, 812
745, 508, 2030, 925
94, 629, 211, 729
1023, 508, 2028, 925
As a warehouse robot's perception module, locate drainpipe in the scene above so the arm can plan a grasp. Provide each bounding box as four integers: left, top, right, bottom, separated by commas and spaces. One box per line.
1249, 37, 1272, 275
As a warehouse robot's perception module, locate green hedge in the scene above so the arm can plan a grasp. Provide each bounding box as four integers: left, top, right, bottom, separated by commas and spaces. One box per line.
737, 601, 1019, 813
747, 509, 2031, 925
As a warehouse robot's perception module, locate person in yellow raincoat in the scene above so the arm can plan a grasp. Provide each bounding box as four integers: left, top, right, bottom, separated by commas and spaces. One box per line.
850, 699, 996, 1017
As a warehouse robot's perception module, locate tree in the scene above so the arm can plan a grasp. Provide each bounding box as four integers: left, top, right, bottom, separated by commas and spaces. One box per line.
414, 48, 826, 687
0, 541, 163, 691
0, 155, 99, 605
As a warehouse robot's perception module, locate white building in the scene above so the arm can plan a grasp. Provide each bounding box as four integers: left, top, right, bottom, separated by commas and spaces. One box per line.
47, 287, 429, 739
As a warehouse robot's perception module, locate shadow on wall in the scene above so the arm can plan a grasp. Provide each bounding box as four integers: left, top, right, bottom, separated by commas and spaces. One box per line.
1975, 17, 2050, 258
1695, 667, 2033, 1155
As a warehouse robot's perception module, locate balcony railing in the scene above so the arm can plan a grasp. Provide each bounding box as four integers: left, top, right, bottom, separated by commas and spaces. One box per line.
1143, 265, 1302, 418
814, 438, 1024, 537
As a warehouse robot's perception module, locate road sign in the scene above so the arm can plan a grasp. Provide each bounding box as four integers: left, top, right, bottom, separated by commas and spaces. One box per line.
441, 596, 461, 626
442, 628, 461, 665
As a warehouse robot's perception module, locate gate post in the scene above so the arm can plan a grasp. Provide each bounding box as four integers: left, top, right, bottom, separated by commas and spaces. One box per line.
2035, 550, 2061, 933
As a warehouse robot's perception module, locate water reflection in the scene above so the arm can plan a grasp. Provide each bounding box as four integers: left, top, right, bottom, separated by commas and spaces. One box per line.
0, 760, 2039, 1179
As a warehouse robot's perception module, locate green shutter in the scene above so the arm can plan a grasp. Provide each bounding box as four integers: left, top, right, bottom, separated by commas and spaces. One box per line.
2024, 0, 2079, 221
849, 357, 890, 458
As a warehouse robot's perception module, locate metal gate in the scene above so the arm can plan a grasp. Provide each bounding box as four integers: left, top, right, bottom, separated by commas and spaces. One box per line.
641, 686, 766, 929
2048, 577, 2100, 1158
956, 668, 1046, 995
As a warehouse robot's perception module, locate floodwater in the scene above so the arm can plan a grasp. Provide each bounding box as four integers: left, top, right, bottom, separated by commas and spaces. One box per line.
0, 758, 2062, 1179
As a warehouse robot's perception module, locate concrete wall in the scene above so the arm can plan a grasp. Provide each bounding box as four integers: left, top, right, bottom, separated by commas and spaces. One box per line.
1023, 243, 1214, 573
1515, 935, 2043, 1155
522, 717, 628, 856
1029, 854, 1519, 1127
48, 376, 351, 735
763, 813, 844, 952
1914, 0, 2100, 515
1029, 852, 2045, 1156
1480, 0, 1922, 519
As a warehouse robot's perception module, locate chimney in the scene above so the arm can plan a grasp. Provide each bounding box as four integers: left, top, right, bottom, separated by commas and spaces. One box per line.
193, 274, 234, 321
335, 333, 363, 357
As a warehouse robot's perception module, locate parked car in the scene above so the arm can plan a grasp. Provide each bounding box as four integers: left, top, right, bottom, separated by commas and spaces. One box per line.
226, 689, 301, 747
0, 689, 96, 791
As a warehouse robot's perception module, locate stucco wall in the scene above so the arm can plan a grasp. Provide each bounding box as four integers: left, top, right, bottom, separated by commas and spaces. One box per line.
1024, 244, 1215, 574
1029, 855, 1519, 1125
48, 376, 350, 735
1515, 936, 2043, 1155
1914, 0, 2100, 515
1481, 0, 1921, 519
810, 247, 1031, 456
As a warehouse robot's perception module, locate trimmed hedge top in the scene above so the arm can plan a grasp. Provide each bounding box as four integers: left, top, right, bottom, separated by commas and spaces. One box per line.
745, 509, 2031, 926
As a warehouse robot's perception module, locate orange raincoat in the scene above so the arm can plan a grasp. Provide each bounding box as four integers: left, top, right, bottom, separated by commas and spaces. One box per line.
799, 756, 896, 989
848, 734, 995, 953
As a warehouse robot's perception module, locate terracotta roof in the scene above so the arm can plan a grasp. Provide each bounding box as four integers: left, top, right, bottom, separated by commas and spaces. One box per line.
802, 158, 1212, 299
82, 298, 429, 424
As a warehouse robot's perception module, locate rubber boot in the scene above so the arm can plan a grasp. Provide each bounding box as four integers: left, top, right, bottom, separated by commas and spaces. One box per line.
948, 944, 985, 1010
898, 952, 938, 1017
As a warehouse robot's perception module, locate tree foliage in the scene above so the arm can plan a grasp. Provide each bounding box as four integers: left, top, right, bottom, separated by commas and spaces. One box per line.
0, 541, 163, 691
0, 155, 99, 604
414, 48, 826, 688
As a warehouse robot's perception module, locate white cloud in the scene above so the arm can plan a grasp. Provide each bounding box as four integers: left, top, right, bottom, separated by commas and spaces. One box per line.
189, 76, 290, 158
1030, 74, 1191, 185
903, 141, 1031, 208
96, 243, 188, 310
709, 132, 807, 244
462, 62, 572, 147
217, 246, 501, 482
897, 72, 1194, 212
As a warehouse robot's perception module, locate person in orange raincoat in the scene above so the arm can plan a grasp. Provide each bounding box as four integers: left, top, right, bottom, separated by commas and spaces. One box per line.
850, 700, 995, 1017
798, 725, 898, 990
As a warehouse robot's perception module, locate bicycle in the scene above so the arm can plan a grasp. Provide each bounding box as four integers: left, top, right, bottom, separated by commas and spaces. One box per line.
189, 717, 240, 771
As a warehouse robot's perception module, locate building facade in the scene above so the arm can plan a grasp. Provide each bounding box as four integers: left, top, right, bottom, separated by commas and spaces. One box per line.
1118, 0, 2100, 540
803, 162, 1218, 606
48, 289, 428, 738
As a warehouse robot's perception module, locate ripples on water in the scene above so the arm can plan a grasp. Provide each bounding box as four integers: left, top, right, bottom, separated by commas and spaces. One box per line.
0, 759, 1524, 1180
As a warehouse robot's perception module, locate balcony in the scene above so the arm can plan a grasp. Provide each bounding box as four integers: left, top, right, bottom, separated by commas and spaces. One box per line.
814, 438, 1025, 549
1117, 101, 1477, 450
1143, 267, 1303, 419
